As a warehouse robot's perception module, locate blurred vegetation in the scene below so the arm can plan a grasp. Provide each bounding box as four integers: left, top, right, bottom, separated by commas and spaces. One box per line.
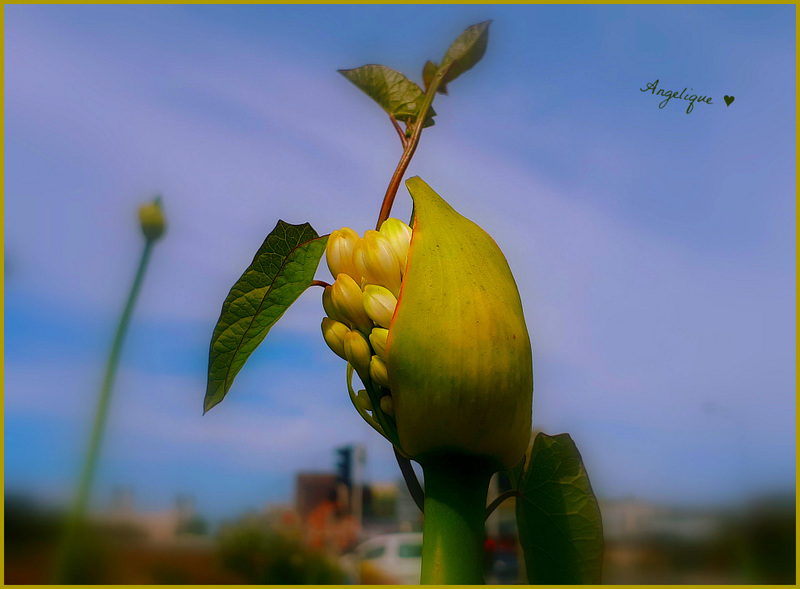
5, 492, 793, 584
218, 522, 344, 584
5, 495, 110, 584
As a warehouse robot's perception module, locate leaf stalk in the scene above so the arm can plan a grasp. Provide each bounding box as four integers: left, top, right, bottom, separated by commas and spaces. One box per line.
376, 71, 447, 229
394, 448, 425, 514
485, 489, 521, 520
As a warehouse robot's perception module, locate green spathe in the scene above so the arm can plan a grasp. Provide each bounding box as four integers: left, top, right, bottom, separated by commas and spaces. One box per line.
387, 176, 533, 470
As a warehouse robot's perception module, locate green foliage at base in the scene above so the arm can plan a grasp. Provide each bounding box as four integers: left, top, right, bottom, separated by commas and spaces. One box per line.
218, 524, 344, 584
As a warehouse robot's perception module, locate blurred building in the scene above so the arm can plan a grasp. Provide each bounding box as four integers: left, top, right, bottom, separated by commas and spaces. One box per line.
92, 488, 209, 545
360, 479, 422, 536
295, 472, 357, 553
601, 497, 724, 542
295, 473, 339, 521
598, 494, 795, 584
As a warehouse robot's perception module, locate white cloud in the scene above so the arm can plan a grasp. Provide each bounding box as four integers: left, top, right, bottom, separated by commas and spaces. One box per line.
5, 7, 794, 507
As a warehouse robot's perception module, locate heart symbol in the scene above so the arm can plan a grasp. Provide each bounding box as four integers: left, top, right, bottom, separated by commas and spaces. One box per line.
724, 95, 735, 106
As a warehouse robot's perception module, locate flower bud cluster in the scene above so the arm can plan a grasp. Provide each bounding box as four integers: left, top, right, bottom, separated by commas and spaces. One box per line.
320, 218, 412, 410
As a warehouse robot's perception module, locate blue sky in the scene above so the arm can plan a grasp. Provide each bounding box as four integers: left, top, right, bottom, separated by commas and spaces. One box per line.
4, 5, 795, 522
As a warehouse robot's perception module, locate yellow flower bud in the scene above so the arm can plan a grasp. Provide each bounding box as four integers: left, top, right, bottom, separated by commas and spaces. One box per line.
321, 317, 350, 360
362, 285, 397, 329
322, 286, 345, 324
369, 328, 389, 361
387, 177, 533, 471
356, 389, 373, 412
369, 355, 390, 388
326, 227, 363, 282
138, 197, 166, 241
353, 230, 402, 297
379, 394, 395, 416
379, 218, 412, 274
344, 330, 372, 379
331, 274, 373, 333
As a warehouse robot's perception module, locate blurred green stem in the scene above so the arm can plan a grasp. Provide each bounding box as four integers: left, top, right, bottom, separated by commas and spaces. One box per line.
54, 238, 155, 582
419, 455, 493, 584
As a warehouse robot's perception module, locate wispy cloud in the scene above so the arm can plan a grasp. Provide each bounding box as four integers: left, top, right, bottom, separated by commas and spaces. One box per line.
4, 6, 794, 514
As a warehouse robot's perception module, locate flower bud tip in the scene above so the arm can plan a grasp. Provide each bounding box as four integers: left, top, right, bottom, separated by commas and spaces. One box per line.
138, 197, 166, 241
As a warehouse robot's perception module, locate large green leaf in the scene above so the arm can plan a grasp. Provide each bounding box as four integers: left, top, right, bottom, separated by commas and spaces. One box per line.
204, 221, 328, 413
438, 20, 491, 86
339, 64, 435, 127
517, 433, 604, 584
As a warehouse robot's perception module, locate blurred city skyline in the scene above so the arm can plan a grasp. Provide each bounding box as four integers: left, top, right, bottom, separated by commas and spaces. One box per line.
4, 5, 795, 524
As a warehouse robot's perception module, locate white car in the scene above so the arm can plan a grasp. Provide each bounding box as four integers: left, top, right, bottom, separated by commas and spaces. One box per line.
351, 532, 423, 584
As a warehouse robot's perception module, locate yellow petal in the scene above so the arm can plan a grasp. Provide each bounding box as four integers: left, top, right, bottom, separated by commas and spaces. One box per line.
321, 317, 350, 360
331, 273, 373, 334
362, 285, 397, 329
326, 227, 363, 282
369, 328, 389, 361
353, 230, 402, 296
344, 330, 372, 379
369, 355, 390, 388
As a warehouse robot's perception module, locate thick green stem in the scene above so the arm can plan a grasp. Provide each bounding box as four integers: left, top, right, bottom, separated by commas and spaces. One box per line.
54, 238, 155, 582
420, 455, 493, 584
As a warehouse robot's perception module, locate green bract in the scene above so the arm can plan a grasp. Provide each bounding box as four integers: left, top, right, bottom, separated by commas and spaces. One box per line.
386, 177, 533, 470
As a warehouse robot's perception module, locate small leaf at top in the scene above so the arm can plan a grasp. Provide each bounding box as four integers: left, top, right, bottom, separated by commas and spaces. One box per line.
422, 60, 448, 95
438, 20, 491, 86
204, 221, 328, 413
517, 432, 604, 584
339, 64, 435, 128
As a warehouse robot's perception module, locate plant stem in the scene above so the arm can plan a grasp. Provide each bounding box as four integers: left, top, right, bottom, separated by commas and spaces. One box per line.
485, 489, 521, 519
419, 455, 494, 584
389, 114, 407, 147
376, 74, 445, 229
54, 238, 155, 583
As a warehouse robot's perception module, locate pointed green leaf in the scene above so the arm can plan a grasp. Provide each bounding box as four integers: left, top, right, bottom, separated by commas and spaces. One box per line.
204, 221, 328, 413
339, 64, 435, 127
422, 60, 448, 95
438, 20, 491, 86
517, 433, 604, 584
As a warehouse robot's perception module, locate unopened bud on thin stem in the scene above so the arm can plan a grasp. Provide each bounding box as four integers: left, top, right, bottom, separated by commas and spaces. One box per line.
379, 218, 412, 274
326, 227, 363, 282
369, 328, 389, 361
363, 285, 397, 329
354, 230, 402, 296
331, 274, 373, 333
344, 330, 372, 379
138, 197, 166, 241
369, 355, 390, 389
321, 317, 350, 360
